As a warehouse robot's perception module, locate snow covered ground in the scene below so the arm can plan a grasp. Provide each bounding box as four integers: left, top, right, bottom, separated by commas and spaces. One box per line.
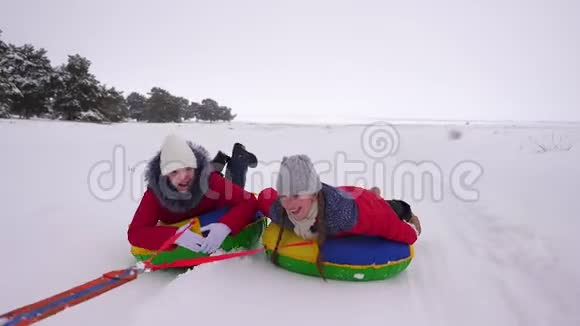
1, 118, 579, 326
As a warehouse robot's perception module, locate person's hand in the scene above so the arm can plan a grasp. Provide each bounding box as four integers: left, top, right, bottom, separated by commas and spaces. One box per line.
199, 223, 231, 254
174, 226, 204, 252
406, 222, 419, 237
408, 214, 422, 236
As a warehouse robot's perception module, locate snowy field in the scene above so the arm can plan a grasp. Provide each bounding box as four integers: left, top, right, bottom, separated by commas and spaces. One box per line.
1, 118, 579, 326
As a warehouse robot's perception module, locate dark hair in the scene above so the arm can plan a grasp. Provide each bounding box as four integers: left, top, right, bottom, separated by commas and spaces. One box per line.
270, 192, 328, 281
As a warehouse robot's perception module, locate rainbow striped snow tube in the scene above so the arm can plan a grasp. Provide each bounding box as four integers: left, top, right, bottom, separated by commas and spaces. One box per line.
262, 222, 414, 281
131, 207, 267, 266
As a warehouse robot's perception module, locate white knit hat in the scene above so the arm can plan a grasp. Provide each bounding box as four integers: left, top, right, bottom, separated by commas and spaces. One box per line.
276, 155, 322, 196
159, 134, 197, 176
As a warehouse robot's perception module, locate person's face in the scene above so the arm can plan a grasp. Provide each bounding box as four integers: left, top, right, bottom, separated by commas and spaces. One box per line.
167, 167, 195, 192
280, 194, 318, 220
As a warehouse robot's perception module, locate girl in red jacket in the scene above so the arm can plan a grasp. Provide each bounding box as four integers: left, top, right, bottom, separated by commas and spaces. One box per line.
128, 133, 259, 254
258, 154, 421, 275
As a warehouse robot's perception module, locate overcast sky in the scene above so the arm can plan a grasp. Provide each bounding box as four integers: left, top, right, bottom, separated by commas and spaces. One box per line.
1, 0, 579, 122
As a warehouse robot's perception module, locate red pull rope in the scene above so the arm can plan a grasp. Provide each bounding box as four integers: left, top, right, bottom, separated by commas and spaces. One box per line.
142, 237, 313, 271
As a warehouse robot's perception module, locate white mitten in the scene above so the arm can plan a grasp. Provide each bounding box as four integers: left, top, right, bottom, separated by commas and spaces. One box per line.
174, 228, 204, 252
199, 223, 231, 254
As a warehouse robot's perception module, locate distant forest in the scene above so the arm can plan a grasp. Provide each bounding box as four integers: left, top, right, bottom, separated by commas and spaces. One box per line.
0, 30, 236, 123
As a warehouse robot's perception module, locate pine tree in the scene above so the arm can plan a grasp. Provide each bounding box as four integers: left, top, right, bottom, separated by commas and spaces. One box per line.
217, 105, 236, 122
0, 29, 7, 54
183, 102, 200, 121
195, 98, 236, 122
97, 86, 128, 122
143, 87, 181, 122
126, 92, 147, 121
52, 54, 102, 121
199, 98, 217, 122
11, 45, 54, 118
0, 30, 15, 117
0, 34, 55, 119
174, 95, 189, 121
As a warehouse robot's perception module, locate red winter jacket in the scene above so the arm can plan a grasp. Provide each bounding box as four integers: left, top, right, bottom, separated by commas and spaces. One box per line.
258, 184, 417, 244
128, 144, 258, 250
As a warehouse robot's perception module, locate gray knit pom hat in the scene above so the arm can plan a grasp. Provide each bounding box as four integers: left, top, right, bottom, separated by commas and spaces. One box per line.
275, 154, 322, 196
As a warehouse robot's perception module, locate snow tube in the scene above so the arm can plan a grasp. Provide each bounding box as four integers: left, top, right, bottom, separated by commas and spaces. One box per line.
262, 222, 414, 281
131, 207, 267, 266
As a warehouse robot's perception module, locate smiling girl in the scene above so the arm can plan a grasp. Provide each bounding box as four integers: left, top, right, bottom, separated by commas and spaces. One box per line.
257, 154, 421, 274
128, 133, 259, 254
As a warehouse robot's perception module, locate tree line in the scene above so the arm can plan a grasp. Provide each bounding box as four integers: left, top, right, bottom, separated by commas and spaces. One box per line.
0, 30, 236, 123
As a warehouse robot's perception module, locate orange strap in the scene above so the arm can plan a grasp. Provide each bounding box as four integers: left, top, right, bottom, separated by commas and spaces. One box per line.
0, 268, 138, 325
0, 220, 195, 325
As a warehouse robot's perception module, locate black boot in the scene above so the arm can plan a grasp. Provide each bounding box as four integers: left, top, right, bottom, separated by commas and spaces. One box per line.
387, 199, 413, 222
225, 143, 258, 188
231, 143, 258, 168
211, 151, 231, 174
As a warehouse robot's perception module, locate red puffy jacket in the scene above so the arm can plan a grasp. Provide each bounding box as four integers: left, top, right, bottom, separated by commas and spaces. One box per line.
128, 172, 257, 250
258, 185, 417, 244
